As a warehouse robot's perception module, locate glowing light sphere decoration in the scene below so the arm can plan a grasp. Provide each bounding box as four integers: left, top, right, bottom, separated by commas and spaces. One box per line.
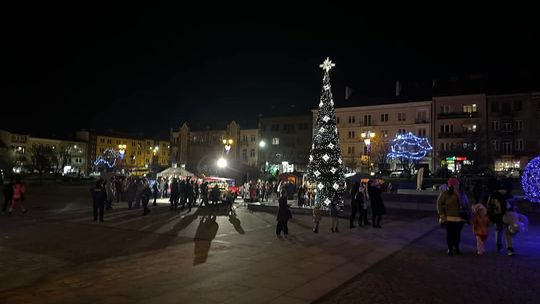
521, 155, 540, 203
387, 132, 433, 160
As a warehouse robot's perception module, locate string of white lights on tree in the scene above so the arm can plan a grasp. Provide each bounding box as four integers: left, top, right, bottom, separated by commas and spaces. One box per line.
306, 57, 345, 206
93, 148, 123, 169
387, 132, 433, 160
521, 155, 540, 203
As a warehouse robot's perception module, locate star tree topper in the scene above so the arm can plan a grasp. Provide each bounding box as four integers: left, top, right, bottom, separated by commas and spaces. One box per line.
319, 57, 335, 72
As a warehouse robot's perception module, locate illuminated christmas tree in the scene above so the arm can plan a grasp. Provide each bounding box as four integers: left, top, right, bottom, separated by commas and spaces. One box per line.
306, 57, 346, 206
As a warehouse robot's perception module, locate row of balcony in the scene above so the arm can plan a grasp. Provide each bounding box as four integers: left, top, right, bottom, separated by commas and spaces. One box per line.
437, 111, 480, 119
438, 131, 480, 138
339, 119, 431, 127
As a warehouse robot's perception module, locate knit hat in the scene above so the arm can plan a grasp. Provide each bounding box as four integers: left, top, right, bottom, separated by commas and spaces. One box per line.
447, 177, 460, 188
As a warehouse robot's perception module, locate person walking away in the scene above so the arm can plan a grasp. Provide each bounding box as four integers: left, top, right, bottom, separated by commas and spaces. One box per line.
163, 180, 169, 198
186, 179, 194, 212
487, 188, 509, 254
210, 184, 221, 208
359, 182, 370, 226
350, 182, 360, 228
105, 178, 116, 210
330, 195, 339, 232
276, 190, 291, 236
141, 179, 151, 216
90, 180, 107, 222
2, 178, 14, 214
115, 177, 123, 203
126, 178, 136, 209
437, 177, 469, 256
152, 181, 159, 206
200, 181, 209, 207
9, 176, 27, 215
298, 185, 306, 207
313, 204, 322, 233
170, 178, 179, 210
502, 204, 529, 256
471, 201, 490, 255
179, 179, 187, 210
368, 179, 385, 228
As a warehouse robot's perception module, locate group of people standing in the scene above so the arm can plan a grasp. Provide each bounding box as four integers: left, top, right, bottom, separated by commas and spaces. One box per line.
437, 176, 528, 256
349, 180, 386, 229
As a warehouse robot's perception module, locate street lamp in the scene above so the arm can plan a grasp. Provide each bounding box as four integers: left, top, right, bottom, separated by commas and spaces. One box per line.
217, 157, 227, 168
117, 144, 127, 173
222, 138, 233, 154
361, 131, 376, 173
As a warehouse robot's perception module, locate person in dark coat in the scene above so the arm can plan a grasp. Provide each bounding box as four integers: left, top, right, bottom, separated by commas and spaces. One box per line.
2, 178, 14, 214
298, 185, 306, 207
90, 180, 107, 222
170, 178, 179, 210
152, 181, 159, 206
276, 190, 291, 236
141, 179, 152, 216
350, 182, 360, 228
368, 179, 385, 228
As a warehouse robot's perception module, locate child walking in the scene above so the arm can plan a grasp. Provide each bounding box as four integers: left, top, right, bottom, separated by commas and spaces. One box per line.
471, 202, 490, 255
313, 204, 322, 233
330, 195, 339, 233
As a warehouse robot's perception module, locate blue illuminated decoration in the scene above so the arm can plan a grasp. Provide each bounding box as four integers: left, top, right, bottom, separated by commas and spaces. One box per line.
93, 148, 121, 169
521, 155, 540, 203
387, 132, 433, 160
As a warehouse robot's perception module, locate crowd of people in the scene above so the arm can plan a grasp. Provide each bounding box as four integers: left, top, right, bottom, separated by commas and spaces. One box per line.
437, 176, 529, 256
88, 175, 237, 221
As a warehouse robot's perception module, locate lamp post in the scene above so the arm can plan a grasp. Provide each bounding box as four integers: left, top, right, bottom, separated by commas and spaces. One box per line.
118, 144, 126, 174
151, 145, 159, 176
259, 140, 267, 174
361, 131, 376, 174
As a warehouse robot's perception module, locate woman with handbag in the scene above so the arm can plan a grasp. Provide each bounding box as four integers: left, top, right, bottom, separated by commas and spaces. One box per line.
437, 177, 470, 256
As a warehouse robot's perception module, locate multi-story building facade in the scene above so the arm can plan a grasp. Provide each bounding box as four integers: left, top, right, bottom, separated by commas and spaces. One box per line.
432, 94, 488, 172
76, 130, 169, 175
327, 101, 433, 172
486, 93, 540, 171
239, 128, 260, 168
27, 137, 88, 175
170, 121, 258, 175
0, 129, 88, 175
0, 130, 29, 172
259, 114, 312, 174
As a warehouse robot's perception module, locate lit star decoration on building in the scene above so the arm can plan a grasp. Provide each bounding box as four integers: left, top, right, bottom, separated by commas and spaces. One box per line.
306, 57, 346, 206
387, 132, 433, 160
521, 155, 540, 203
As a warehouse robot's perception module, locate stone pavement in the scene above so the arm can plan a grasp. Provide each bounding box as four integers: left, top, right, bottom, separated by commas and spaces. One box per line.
317, 208, 540, 304
0, 185, 439, 304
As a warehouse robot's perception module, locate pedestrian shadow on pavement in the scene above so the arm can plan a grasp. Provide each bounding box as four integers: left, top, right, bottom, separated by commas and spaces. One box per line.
228, 211, 245, 234
193, 211, 219, 265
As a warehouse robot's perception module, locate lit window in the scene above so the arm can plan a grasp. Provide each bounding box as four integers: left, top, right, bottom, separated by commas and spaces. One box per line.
272, 138, 279, 145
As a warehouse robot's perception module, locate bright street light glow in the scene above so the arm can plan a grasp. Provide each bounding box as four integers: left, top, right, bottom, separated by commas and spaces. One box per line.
217, 157, 227, 168
259, 140, 266, 148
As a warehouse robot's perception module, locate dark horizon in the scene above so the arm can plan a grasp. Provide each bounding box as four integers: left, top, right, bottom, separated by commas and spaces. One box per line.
2, 5, 540, 139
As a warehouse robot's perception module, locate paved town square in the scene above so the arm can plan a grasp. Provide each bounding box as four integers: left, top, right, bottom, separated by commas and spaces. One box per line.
1, 185, 538, 304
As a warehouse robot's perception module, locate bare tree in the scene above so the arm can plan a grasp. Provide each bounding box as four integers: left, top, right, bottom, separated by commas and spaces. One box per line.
29, 145, 55, 184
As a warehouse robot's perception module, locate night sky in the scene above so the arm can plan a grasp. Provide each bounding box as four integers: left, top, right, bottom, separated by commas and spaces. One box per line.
2, 4, 539, 139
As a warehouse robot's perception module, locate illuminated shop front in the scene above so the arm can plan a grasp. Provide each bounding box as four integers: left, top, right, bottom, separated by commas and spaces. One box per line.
442, 156, 472, 172
494, 158, 520, 172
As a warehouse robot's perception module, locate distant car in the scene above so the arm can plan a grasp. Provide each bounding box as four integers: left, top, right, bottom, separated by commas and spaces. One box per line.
390, 170, 405, 177
505, 168, 521, 178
